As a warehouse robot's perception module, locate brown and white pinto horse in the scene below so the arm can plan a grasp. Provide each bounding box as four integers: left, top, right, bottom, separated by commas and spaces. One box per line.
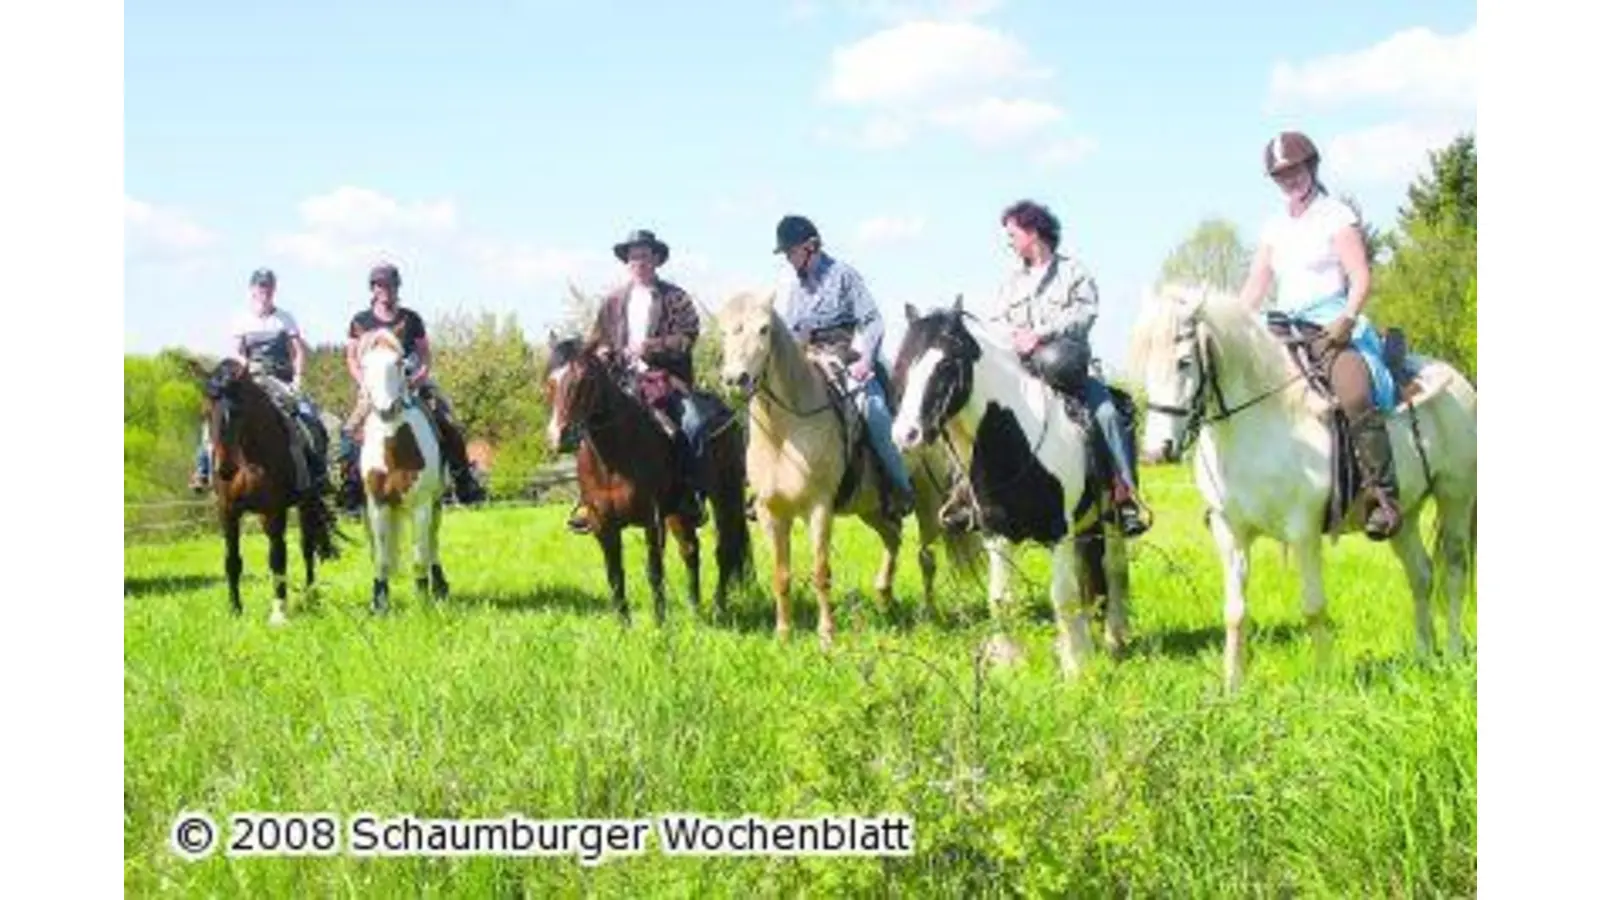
354, 327, 450, 614
189, 357, 342, 625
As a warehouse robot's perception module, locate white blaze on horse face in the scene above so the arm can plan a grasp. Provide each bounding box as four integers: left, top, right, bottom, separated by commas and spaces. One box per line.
363, 348, 403, 419
545, 363, 570, 449
892, 347, 945, 449
719, 318, 770, 390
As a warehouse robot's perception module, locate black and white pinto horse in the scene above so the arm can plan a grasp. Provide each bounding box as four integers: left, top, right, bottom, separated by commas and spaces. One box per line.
890, 299, 1132, 679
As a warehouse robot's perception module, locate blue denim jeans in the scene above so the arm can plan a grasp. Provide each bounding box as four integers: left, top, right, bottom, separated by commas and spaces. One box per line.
1082, 377, 1138, 489
856, 374, 913, 494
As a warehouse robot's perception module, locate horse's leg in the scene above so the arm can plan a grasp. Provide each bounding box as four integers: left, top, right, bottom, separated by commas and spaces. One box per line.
224, 511, 244, 617
1208, 510, 1254, 692
982, 536, 1022, 666
763, 509, 793, 642
1102, 527, 1132, 658
413, 498, 445, 602
266, 509, 289, 627
1292, 535, 1333, 671
1389, 516, 1436, 659
646, 516, 668, 626
666, 513, 701, 618
298, 501, 317, 595
597, 523, 629, 627
1437, 496, 1475, 658
808, 503, 837, 651
370, 502, 394, 615
428, 497, 449, 601
863, 513, 902, 618
1050, 537, 1092, 679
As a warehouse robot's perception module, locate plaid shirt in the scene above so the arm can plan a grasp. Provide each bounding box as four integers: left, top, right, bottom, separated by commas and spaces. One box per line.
590, 277, 700, 388
988, 251, 1100, 341
784, 253, 883, 364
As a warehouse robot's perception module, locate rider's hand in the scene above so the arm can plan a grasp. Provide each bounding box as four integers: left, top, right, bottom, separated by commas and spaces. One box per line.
596, 346, 614, 363
409, 364, 429, 386
848, 358, 872, 382
1325, 315, 1355, 346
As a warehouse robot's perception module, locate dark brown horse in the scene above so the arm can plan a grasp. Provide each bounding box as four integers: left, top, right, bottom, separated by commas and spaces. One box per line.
189, 358, 342, 624
543, 335, 751, 625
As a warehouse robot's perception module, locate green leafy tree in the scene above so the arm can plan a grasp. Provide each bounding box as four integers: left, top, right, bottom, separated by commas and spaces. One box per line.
1158, 218, 1252, 293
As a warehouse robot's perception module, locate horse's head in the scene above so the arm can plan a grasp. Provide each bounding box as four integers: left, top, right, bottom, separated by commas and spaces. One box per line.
357, 328, 411, 423
188, 357, 250, 479
1128, 282, 1211, 463
890, 296, 981, 449
543, 330, 606, 451
717, 289, 779, 401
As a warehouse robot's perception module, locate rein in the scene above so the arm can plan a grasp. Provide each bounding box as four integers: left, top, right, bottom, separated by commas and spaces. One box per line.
1145, 323, 1306, 458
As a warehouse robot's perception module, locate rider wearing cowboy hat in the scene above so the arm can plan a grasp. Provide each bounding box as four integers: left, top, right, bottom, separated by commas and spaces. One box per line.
566, 228, 709, 535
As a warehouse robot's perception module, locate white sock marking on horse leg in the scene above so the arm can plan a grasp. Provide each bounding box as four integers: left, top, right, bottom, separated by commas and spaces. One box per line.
1051, 538, 1091, 678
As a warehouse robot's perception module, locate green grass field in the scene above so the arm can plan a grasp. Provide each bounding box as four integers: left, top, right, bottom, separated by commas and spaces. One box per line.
123, 465, 1476, 897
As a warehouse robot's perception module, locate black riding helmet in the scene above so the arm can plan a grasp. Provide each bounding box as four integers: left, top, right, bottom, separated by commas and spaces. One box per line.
773, 215, 820, 253
249, 268, 276, 289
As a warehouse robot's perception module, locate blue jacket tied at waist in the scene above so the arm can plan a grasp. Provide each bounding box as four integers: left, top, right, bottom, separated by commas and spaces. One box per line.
1278, 291, 1396, 413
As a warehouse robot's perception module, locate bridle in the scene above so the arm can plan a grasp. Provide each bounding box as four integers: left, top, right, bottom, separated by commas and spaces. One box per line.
1143, 312, 1305, 459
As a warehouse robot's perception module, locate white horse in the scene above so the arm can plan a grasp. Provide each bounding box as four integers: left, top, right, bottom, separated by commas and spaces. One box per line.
354, 326, 450, 614
890, 298, 1132, 679
1128, 283, 1477, 689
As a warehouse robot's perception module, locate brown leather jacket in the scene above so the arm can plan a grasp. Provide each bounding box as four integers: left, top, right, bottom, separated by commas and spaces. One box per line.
589, 278, 700, 403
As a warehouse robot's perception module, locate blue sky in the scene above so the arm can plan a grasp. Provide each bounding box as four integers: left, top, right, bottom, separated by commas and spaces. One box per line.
125, 0, 1476, 374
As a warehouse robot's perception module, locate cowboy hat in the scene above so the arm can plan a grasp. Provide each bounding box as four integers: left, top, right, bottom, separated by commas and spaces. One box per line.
613, 229, 670, 265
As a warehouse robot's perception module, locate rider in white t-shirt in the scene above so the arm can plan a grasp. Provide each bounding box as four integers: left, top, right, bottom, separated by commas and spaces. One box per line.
190, 268, 330, 495
1239, 131, 1401, 540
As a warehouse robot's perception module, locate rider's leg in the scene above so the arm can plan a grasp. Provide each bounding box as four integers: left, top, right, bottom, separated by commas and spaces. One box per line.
419, 381, 485, 504
858, 375, 916, 517
1082, 377, 1149, 537
1330, 347, 1401, 539
190, 421, 211, 491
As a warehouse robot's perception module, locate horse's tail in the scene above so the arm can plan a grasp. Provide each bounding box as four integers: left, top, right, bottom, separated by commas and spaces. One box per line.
300, 489, 345, 561
707, 416, 754, 587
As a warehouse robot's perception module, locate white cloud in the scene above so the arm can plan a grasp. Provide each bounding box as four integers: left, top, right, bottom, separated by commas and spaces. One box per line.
928, 97, 1062, 145
856, 215, 927, 244
266, 186, 461, 269
465, 240, 596, 288
823, 20, 1045, 106
1322, 120, 1470, 185
817, 18, 1089, 155
1033, 135, 1098, 168
125, 197, 217, 260
1268, 25, 1476, 113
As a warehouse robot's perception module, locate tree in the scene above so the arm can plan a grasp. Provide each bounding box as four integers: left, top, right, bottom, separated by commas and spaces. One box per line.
1368, 131, 1477, 383
1158, 218, 1252, 293
1397, 133, 1475, 233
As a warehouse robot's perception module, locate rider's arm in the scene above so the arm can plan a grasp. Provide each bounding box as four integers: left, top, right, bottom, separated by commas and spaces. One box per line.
290, 333, 308, 387
1037, 257, 1099, 341
1332, 225, 1371, 319
641, 288, 699, 360
1239, 238, 1274, 312
411, 335, 432, 381
844, 267, 884, 364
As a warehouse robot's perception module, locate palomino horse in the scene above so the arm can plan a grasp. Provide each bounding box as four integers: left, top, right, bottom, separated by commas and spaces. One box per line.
1128, 283, 1478, 690
544, 335, 752, 625
890, 299, 1133, 678
717, 290, 982, 650
188, 358, 342, 625
354, 327, 450, 614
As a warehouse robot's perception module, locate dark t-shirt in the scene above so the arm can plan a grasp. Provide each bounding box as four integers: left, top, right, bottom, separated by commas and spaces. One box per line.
348, 306, 428, 361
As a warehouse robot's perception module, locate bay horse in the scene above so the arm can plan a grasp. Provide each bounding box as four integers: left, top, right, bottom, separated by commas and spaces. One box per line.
890, 298, 1133, 679
1128, 283, 1478, 690
354, 327, 450, 614
716, 290, 982, 650
187, 357, 341, 625
543, 334, 752, 625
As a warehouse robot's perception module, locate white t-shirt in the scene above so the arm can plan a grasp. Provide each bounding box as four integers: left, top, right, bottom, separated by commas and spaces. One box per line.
626, 284, 652, 354
1260, 193, 1359, 311
230, 307, 301, 380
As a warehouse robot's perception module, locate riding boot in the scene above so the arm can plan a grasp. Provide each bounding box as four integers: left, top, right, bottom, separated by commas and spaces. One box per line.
1351, 408, 1403, 540
337, 431, 364, 515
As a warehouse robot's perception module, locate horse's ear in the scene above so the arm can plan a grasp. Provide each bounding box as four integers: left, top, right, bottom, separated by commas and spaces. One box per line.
904, 302, 920, 322
182, 354, 210, 383
547, 328, 560, 347
952, 293, 965, 314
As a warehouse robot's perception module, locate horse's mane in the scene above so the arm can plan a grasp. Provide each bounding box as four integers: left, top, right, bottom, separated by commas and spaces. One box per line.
1128, 281, 1306, 399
